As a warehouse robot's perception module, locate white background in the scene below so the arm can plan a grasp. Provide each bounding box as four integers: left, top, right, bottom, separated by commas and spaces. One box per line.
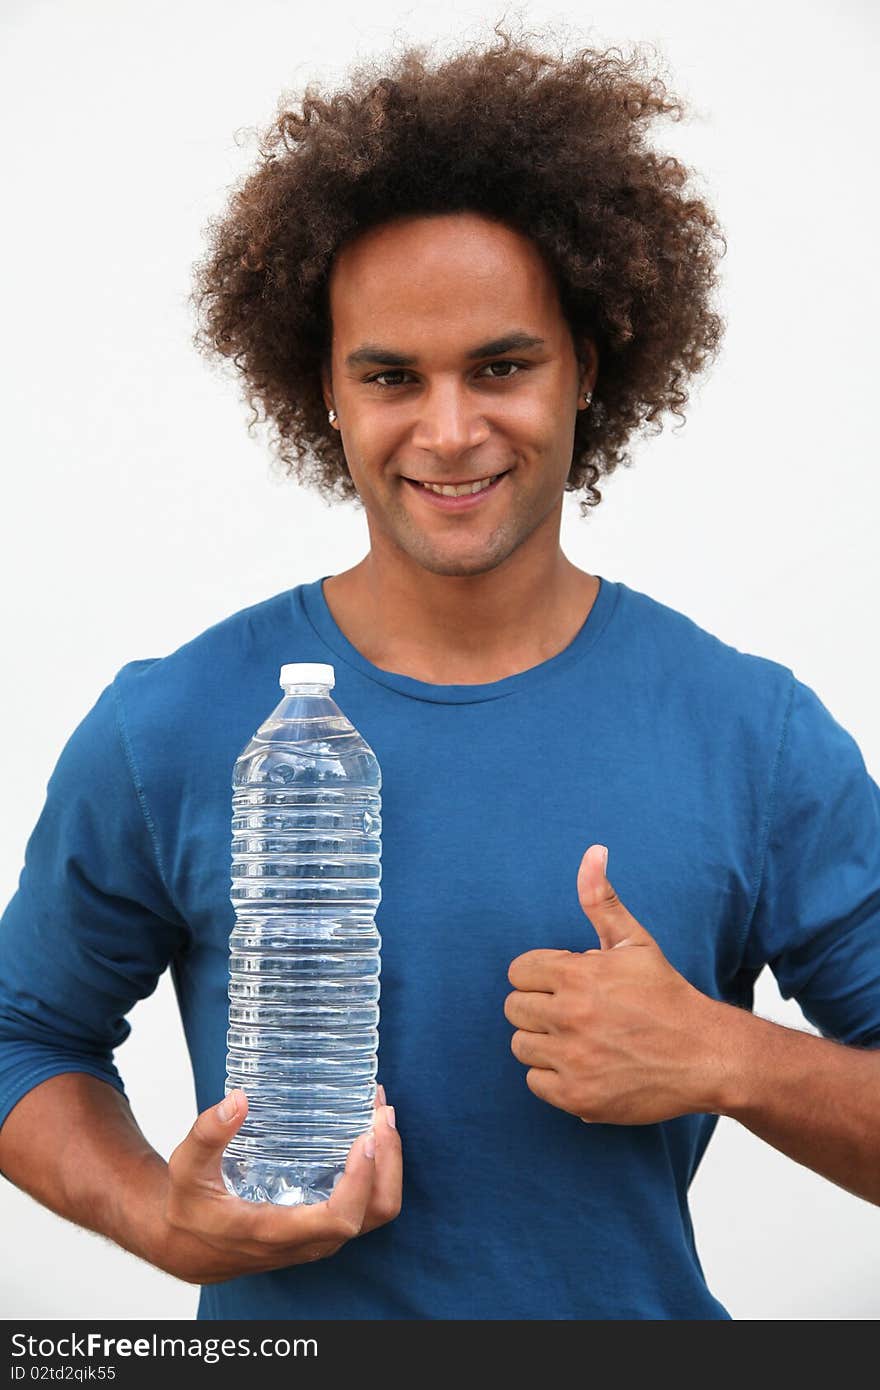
1, 0, 878, 1320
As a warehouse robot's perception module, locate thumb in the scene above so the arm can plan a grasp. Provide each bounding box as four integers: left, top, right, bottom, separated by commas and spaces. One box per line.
173, 1088, 249, 1188
576, 845, 654, 951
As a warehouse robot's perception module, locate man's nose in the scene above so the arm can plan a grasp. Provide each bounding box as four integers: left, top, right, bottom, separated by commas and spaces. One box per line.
409, 380, 491, 460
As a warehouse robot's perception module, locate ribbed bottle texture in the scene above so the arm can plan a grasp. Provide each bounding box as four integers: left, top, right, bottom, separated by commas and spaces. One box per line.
221, 666, 382, 1206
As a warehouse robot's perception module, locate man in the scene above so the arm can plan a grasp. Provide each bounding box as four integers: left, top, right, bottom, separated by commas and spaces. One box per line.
1, 32, 879, 1321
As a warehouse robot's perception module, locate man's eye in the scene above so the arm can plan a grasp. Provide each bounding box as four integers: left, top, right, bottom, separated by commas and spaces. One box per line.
370, 370, 410, 388
481, 360, 522, 379
367, 360, 523, 389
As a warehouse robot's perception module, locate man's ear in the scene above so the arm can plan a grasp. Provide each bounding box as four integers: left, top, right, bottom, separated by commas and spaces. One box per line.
577, 337, 599, 398
320, 359, 334, 415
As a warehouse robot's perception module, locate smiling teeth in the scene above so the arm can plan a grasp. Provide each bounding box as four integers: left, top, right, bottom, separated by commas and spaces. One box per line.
421, 476, 497, 496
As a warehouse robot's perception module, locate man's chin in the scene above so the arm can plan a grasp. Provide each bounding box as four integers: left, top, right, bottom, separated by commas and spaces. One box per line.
368, 505, 522, 577
419, 559, 501, 577
400, 538, 514, 578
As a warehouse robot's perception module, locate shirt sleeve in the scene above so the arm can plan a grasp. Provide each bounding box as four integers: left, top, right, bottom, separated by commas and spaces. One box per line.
0, 675, 189, 1133
740, 671, 880, 1048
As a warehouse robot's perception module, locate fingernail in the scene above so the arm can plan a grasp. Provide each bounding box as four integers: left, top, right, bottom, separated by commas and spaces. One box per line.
217, 1093, 237, 1122
364, 1128, 376, 1159
376, 1083, 387, 1106
598, 845, 609, 873
385, 1106, 396, 1131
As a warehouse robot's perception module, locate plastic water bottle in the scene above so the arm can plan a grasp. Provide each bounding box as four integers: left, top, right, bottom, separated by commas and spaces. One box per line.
221, 662, 382, 1206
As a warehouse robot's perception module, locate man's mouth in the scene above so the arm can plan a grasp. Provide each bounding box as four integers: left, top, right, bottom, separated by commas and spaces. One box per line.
401, 469, 511, 510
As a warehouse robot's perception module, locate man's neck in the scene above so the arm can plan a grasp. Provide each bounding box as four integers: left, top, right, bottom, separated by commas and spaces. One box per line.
321, 552, 599, 686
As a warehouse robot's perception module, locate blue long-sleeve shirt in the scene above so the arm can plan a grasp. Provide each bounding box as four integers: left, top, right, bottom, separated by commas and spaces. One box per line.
2, 574, 879, 1320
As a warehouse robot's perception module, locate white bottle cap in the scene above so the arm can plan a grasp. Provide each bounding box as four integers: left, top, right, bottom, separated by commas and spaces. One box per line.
279, 662, 335, 688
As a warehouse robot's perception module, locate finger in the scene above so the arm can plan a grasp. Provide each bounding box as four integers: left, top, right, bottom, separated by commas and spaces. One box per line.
247, 1126, 378, 1249
362, 1103, 403, 1233
577, 845, 655, 951
503, 989, 553, 1032
524, 1066, 563, 1107
508, 949, 572, 992
324, 1123, 380, 1234
510, 1029, 558, 1070
171, 1089, 249, 1190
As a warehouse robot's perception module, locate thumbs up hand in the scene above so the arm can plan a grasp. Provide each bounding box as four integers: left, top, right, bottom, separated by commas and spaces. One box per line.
504, 846, 734, 1125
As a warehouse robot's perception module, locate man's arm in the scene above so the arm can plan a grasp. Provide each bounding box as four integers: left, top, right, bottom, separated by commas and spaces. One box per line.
506, 844, 880, 1208
0, 1073, 175, 1268
0, 1071, 402, 1283
710, 1004, 880, 1207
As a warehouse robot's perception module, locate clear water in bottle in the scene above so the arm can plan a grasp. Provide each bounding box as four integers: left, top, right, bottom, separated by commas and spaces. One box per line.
221, 662, 381, 1206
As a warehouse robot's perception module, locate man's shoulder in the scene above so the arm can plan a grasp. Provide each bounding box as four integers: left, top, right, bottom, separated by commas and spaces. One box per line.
110, 584, 312, 729
613, 577, 794, 712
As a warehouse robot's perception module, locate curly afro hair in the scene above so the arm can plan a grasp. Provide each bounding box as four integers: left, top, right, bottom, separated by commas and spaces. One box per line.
190, 22, 727, 516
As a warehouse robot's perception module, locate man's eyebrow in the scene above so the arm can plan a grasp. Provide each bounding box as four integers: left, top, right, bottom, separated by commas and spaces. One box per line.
344, 332, 546, 369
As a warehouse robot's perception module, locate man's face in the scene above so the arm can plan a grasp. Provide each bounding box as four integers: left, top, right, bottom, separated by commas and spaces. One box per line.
321, 212, 596, 578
